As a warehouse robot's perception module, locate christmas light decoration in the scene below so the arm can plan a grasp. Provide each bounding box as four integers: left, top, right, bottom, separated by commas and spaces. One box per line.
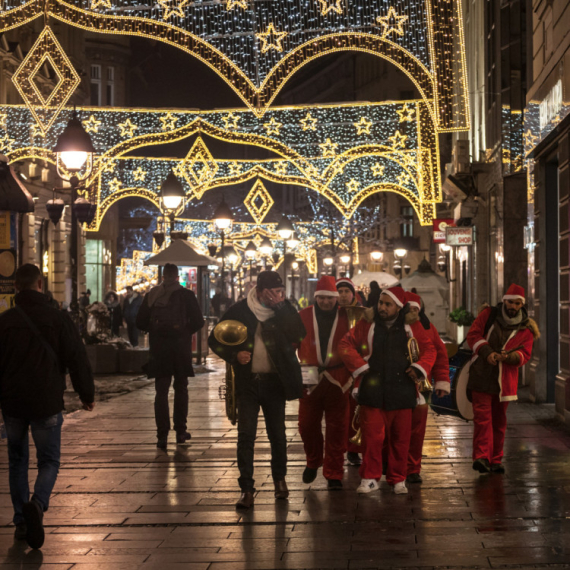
243, 179, 274, 225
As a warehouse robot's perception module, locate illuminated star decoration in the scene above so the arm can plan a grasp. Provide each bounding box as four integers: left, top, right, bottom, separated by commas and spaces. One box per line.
389, 131, 407, 149
160, 112, 178, 131
524, 129, 538, 148
354, 117, 372, 135
306, 164, 320, 178
256, 24, 288, 54
118, 118, 138, 137
317, 0, 342, 16
226, 0, 247, 9
108, 177, 123, 193
274, 162, 287, 175
90, 0, 112, 9
83, 115, 102, 134
223, 112, 239, 130
346, 179, 360, 193
300, 112, 318, 131
319, 138, 338, 158
397, 103, 415, 122
0, 133, 15, 152
397, 171, 411, 186
371, 162, 385, 177
158, 0, 188, 20
377, 6, 408, 39
30, 123, 46, 138
0, 113, 7, 129
133, 167, 147, 182
100, 157, 117, 173
228, 161, 241, 176
264, 117, 282, 136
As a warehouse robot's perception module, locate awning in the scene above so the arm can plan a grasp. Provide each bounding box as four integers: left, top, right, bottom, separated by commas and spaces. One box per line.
0, 157, 34, 213
144, 239, 220, 267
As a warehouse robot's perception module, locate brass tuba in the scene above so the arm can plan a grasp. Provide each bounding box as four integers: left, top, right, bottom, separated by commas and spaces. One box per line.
214, 319, 248, 425
349, 404, 362, 446
345, 305, 367, 329
407, 337, 432, 393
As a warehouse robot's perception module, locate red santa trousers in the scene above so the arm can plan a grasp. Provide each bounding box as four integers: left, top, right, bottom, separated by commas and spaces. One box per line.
298, 380, 349, 480
471, 391, 509, 464
407, 403, 429, 475
346, 393, 362, 454
359, 405, 412, 485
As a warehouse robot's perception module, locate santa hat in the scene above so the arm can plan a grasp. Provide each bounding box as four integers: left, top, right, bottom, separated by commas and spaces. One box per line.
315, 275, 339, 297
336, 277, 355, 296
503, 283, 525, 303
381, 286, 406, 308
405, 291, 422, 310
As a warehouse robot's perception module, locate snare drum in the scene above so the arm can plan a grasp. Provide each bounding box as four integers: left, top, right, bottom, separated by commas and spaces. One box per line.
430, 348, 474, 421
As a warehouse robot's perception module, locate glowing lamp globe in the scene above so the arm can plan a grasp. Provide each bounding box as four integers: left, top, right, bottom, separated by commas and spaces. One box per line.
259, 237, 273, 255
54, 110, 95, 173
160, 170, 185, 210
213, 197, 234, 230
276, 215, 294, 240
370, 250, 383, 261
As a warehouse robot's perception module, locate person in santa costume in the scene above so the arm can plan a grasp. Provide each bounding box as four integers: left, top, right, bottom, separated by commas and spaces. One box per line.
338, 287, 436, 494
335, 277, 364, 467
297, 276, 352, 489
466, 283, 538, 474
404, 292, 450, 484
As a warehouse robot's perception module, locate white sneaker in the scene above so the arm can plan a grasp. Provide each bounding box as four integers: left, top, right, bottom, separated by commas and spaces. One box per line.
393, 481, 408, 494
380, 474, 387, 482
357, 479, 379, 494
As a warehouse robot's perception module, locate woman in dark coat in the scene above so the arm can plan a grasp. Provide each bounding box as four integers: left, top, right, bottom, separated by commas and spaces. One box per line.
366, 280, 381, 309
104, 291, 123, 337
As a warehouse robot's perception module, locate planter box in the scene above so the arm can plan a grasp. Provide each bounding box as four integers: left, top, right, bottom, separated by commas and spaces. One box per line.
119, 349, 150, 374
85, 344, 119, 374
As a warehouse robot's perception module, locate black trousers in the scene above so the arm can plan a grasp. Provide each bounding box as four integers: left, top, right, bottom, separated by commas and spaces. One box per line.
237, 373, 287, 492
154, 375, 188, 438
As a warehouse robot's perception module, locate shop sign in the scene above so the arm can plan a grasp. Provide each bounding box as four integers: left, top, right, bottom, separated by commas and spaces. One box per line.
539, 80, 563, 130
433, 218, 455, 243
446, 226, 474, 246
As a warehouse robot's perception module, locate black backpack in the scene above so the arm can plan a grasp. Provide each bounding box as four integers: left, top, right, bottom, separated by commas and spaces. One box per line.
150, 290, 187, 337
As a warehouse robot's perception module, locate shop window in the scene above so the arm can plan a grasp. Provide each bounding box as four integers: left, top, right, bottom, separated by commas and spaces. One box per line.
400, 206, 414, 237
85, 239, 113, 303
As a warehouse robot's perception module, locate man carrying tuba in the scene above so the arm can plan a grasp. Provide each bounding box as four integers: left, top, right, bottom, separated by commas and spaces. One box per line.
338, 287, 436, 495
208, 271, 306, 510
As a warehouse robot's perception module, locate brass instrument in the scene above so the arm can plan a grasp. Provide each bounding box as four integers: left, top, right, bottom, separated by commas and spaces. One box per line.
407, 337, 432, 393
345, 305, 367, 328
349, 404, 362, 446
214, 319, 248, 425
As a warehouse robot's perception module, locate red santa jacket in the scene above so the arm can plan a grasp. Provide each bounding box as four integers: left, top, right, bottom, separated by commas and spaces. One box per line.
298, 305, 352, 391
424, 322, 450, 392
467, 306, 538, 401
338, 308, 436, 387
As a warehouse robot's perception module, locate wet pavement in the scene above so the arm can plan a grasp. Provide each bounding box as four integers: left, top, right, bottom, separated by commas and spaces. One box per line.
1, 358, 570, 569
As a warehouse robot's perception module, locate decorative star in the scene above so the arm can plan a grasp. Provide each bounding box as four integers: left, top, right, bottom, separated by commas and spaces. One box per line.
0, 133, 15, 152
524, 129, 538, 148
317, 0, 342, 16
354, 117, 373, 135
83, 115, 102, 134
377, 6, 408, 39
90, 0, 112, 9
30, 123, 46, 138
319, 138, 338, 158
133, 167, 147, 182
300, 112, 318, 131
108, 177, 122, 193
228, 161, 241, 176
346, 179, 360, 193
118, 118, 138, 137
274, 162, 287, 175
0, 113, 7, 129
397, 103, 415, 122
223, 112, 240, 130
264, 117, 282, 136
389, 131, 407, 149
256, 24, 288, 54
371, 162, 385, 177
158, 0, 188, 20
226, 0, 247, 9
100, 158, 117, 174
160, 112, 178, 131
306, 165, 320, 178
397, 171, 411, 186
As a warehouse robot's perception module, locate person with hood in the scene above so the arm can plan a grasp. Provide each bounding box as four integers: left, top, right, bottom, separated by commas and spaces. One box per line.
365, 280, 381, 309
404, 291, 450, 483
208, 271, 306, 510
104, 291, 123, 337
297, 276, 352, 490
123, 285, 143, 346
136, 264, 204, 449
466, 284, 538, 474
339, 287, 437, 495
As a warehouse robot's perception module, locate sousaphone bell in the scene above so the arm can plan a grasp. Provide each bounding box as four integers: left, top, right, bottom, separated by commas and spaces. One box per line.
213, 319, 248, 425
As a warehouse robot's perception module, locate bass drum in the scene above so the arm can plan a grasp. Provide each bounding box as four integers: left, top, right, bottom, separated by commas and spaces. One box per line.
430, 348, 474, 421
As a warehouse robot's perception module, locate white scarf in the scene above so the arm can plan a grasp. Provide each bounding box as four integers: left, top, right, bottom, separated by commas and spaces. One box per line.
247, 287, 274, 322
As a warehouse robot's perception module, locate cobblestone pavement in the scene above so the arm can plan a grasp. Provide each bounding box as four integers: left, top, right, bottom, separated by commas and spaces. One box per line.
1, 358, 570, 569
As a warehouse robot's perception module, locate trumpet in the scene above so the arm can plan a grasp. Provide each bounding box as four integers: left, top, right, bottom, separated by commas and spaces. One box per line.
349, 404, 362, 446
408, 337, 432, 393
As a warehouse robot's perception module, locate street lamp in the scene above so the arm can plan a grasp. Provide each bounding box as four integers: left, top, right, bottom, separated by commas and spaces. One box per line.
323, 255, 334, 274
290, 260, 299, 299
370, 250, 383, 262
160, 170, 185, 237
394, 247, 408, 260
276, 215, 294, 280
213, 197, 234, 297
54, 109, 95, 316
259, 236, 273, 268
245, 240, 257, 282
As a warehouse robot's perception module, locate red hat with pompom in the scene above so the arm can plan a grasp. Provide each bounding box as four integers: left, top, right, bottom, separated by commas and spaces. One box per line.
503, 283, 525, 303
405, 291, 422, 310
315, 275, 339, 297
382, 286, 406, 308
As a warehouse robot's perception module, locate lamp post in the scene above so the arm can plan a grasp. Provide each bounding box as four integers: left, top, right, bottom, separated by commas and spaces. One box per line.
213, 197, 234, 297
259, 237, 272, 268
323, 255, 334, 274
226, 246, 239, 301
290, 260, 299, 300
276, 215, 294, 281
245, 240, 257, 282
54, 109, 95, 316
160, 170, 185, 238
340, 253, 351, 278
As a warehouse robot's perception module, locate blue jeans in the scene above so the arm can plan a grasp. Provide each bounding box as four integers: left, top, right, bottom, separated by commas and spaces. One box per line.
4, 413, 63, 525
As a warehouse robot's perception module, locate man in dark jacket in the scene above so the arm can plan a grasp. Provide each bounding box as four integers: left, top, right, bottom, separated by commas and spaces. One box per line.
136, 263, 204, 449
0, 264, 95, 549
208, 270, 306, 510
123, 286, 143, 346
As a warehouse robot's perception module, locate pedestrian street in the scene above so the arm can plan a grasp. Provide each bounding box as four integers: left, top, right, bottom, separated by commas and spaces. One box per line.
1, 358, 570, 570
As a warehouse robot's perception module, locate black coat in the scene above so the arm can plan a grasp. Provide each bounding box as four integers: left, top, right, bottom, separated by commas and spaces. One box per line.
0, 290, 95, 419
208, 298, 306, 401
136, 286, 204, 378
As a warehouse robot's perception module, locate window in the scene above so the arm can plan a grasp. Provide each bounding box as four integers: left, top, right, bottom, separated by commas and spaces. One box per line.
90, 65, 101, 106
106, 66, 115, 106
401, 206, 414, 237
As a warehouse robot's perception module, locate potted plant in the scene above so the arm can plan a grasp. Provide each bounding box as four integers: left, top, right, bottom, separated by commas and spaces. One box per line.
448, 306, 475, 344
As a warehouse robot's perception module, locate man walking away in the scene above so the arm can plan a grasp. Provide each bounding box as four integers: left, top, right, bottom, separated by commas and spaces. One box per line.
136, 264, 204, 449
123, 285, 143, 346
0, 264, 95, 549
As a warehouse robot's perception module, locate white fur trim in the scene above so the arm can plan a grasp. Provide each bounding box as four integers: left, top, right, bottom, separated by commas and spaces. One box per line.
382, 289, 404, 307
503, 294, 525, 302
363, 323, 375, 361
411, 363, 427, 379
500, 394, 518, 402
408, 301, 421, 310
353, 363, 370, 378
315, 290, 339, 297
472, 339, 488, 353
434, 380, 450, 394
515, 351, 523, 365
324, 371, 352, 393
